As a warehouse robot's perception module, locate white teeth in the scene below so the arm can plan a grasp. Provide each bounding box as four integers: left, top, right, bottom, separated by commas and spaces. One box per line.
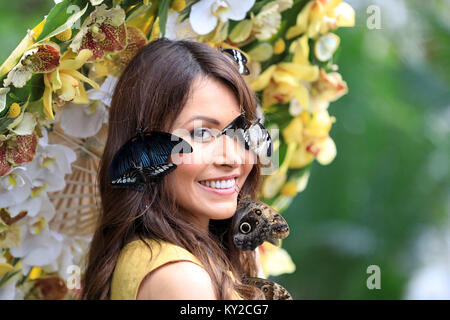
199, 178, 236, 189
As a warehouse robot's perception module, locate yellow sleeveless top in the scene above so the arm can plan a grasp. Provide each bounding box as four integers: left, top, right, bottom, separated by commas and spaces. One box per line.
110, 238, 243, 300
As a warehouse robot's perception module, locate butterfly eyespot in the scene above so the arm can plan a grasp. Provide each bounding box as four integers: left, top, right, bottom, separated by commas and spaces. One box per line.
263, 287, 269, 292
240, 222, 252, 234
255, 209, 262, 215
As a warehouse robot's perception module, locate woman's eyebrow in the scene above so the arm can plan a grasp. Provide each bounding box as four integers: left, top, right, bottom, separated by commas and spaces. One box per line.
183, 115, 220, 126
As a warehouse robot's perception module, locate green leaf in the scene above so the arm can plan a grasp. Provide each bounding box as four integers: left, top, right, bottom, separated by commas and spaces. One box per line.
0, 269, 21, 289
278, 142, 288, 168
157, 0, 173, 38
0, 116, 15, 133
125, 2, 152, 21
36, 0, 90, 43
120, 0, 142, 7
249, 0, 273, 15
25, 74, 45, 102
0, 74, 43, 117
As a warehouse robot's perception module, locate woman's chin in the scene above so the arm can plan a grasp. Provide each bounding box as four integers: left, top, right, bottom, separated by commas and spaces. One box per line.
199, 202, 237, 221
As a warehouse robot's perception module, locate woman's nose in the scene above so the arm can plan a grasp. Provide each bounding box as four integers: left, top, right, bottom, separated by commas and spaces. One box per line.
212, 134, 246, 167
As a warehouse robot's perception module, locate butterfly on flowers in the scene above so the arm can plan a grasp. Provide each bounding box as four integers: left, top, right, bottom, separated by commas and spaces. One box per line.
216, 112, 273, 163
242, 275, 293, 300
219, 46, 250, 76
232, 196, 289, 251
109, 128, 193, 192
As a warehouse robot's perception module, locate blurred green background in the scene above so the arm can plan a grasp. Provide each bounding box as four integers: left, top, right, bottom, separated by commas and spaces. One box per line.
1, 0, 449, 299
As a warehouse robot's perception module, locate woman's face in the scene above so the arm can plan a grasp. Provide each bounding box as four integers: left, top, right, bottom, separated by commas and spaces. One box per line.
167, 76, 255, 230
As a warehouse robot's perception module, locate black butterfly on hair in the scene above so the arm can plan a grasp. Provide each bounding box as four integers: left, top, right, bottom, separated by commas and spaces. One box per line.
242, 275, 293, 300
232, 196, 289, 251
219, 46, 250, 76
109, 128, 193, 192
217, 112, 273, 163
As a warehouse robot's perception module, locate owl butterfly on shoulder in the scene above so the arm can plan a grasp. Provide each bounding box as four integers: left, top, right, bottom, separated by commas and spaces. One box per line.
232, 196, 289, 251
242, 275, 293, 300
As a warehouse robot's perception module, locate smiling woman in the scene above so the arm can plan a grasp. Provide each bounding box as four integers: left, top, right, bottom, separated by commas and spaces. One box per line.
166, 76, 256, 230
80, 38, 265, 300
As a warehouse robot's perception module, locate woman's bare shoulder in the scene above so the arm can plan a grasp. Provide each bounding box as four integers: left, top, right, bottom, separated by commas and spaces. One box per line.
136, 260, 216, 300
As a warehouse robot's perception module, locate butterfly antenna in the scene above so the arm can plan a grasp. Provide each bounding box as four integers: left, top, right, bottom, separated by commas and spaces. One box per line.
234, 180, 242, 200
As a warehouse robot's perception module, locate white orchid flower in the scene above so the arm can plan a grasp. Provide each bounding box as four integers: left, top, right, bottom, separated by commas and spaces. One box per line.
190, 0, 255, 35
43, 234, 92, 281
22, 128, 76, 193
7, 194, 43, 219
0, 166, 32, 208
58, 76, 118, 138
9, 224, 63, 273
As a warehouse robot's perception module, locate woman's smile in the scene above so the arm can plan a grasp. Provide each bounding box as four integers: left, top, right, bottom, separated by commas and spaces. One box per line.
197, 175, 239, 196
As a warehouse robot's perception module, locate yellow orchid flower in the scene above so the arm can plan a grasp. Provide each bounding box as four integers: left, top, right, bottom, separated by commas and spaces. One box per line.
251, 62, 319, 109
251, 34, 319, 109
261, 142, 297, 198
43, 49, 100, 120
304, 109, 335, 138
309, 68, 348, 111
258, 242, 296, 277
273, 38, 286, 55
270, 168, 309, 215
285, 109, 337, 169
287, 0, 355, 40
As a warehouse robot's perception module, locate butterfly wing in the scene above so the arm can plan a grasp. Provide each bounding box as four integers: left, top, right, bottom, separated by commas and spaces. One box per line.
217, 114, 273, 162
141, 131, 193, 165
241, 65, 250, 76
242, 276, 293, 300
232, 197, 289, 251
141, 163, 177, 180
216, 113, 250, 150
221, 48, 250, 76
246, 121, 273, 159
110, 168, 147, 192
109, 134, 149, 183
109, 131, 192, 191
218, 113, 248, 134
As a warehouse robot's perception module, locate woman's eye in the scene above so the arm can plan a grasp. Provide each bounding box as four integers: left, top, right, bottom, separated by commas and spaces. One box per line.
190, 128, 213, 141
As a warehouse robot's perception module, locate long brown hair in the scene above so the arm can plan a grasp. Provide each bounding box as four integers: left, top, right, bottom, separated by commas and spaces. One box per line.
80, 38, 265, 300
